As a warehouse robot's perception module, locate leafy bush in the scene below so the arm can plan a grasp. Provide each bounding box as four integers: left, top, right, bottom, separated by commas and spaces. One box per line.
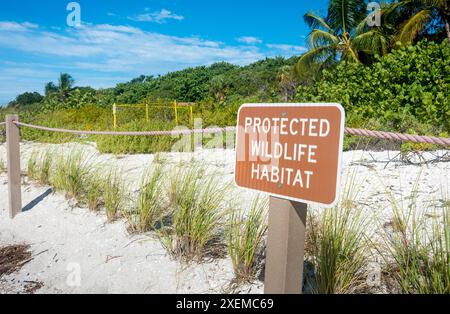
296, 40, 450, 134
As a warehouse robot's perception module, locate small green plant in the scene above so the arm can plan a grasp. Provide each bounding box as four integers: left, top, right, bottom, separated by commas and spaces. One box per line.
51, 149, 91, 199
227, 195, 268, 282
382, 180, 450, 294
27, 151, 39, 180
305, 167, 369, 294
160, 166, 228, 262
84, 167, 105, 211
306, 204, 369, 294
27, 149, 53, 185
0, 158, 6, 174
103, 168, 125, 222
38, 149, 53, 184
125, 164, 165, 233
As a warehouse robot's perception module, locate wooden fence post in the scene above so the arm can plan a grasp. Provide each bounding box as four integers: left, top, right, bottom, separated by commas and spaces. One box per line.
113, 103, 117, 129
264, 197, 307, 294
173, 100, 179, 126
6, 115, 22, 219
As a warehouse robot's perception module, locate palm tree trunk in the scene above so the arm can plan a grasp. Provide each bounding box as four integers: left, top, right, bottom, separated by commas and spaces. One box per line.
445, 18, 450, 44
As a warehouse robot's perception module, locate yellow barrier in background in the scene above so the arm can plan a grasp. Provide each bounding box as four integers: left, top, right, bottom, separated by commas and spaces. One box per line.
113, 101, 194, 129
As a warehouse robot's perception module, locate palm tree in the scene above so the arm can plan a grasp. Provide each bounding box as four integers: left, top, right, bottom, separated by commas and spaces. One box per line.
276, 66, 297, 101
296, 0, 367, 74
44, 82, 58, 97
388, 0, 450, 44
58, 73, 75, 100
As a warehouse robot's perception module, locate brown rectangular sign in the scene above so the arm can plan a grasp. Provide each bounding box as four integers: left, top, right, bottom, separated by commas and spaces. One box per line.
235, 103, 345, 206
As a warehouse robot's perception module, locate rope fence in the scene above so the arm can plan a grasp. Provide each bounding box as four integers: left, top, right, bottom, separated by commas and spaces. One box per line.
11, 121, 450, 146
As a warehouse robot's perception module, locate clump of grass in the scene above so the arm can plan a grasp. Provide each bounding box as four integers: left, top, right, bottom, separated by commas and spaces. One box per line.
306, 205, 368, 294
305, 169, 369, 294
160, 166, 228, 262
382, 180, 450, 294
125, 164, 165, 233
27, 151, 39, 180
27, 149, 53, 185
0, 158, 5, 173
227, 195, 268, 282
84, 167, 105, 211
103, 168, 125, 222
51, 149, 91, 199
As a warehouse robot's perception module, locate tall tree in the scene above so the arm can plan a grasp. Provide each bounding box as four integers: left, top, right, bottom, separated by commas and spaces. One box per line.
296, 0, 368, 74
296, 0, 399, 75
45, 82, 58, 96
58, 73, 75, 100
276, 66, 297, 101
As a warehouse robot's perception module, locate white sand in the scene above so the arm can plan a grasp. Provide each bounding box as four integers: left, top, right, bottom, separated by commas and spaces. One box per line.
0, 142, 449, 294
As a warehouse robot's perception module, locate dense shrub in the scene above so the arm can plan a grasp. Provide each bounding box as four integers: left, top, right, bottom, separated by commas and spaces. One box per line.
296, 40, 450, 133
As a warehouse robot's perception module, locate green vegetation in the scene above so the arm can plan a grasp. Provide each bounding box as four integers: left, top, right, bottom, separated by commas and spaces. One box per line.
227, 196, 268, 283
306, 205, 369, 294
103, 169, 125, 222
297, 40, 450, 134
160, 166, 229, 262
0, 1, 448, 155
305, 169, 369, 294
382, 181, 450, 294
125, 164, 166, 233
1, 37, 448, 155
27, 149, 53, 185
84, 167, 105, 211
51, 149, 92, 199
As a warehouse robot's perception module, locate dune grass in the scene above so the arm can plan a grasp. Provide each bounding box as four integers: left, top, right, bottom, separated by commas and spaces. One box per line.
84, 167, 105, 211
0, 158, 5, 173
103, 168, 125, 222
160, 165, 229, 262
227, 195, 268, 282
305, 167, 369, 294
125, 164, 166, 233
50, 149, 92, 199
382, 179, 450, 294
27, 149, 54, 185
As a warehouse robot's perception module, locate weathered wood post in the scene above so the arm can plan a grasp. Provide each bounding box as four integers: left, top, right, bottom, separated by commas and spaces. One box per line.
6, 115, 22, 219
264, 197, 307, 294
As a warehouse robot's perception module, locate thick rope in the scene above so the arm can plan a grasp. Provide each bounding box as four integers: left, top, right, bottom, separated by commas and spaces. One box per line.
344, 127, 450, 146
13, 121, 235, 136
11, 121, 450, 146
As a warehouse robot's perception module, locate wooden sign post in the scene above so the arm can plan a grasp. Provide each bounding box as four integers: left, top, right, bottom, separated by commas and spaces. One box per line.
235, 103, 345, 294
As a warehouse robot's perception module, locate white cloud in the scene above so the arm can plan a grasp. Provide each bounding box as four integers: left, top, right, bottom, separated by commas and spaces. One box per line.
237, 36, 262, 44
266, 44, 307, 54
128, 9, 184, 23
0, 21, 38, 32
0, 20, 306, 103
0, 22, 263, 69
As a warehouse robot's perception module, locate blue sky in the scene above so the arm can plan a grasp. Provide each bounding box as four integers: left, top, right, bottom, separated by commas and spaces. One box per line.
0, 0, 330, 105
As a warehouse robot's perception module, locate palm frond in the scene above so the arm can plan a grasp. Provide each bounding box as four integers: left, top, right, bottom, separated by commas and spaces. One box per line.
353, 31, 389, 56
295, 45, 337, 76
308, 29, 340, 48
304, 12, 335, 34
327, 0, 367, 33
396, 9, 433, 44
